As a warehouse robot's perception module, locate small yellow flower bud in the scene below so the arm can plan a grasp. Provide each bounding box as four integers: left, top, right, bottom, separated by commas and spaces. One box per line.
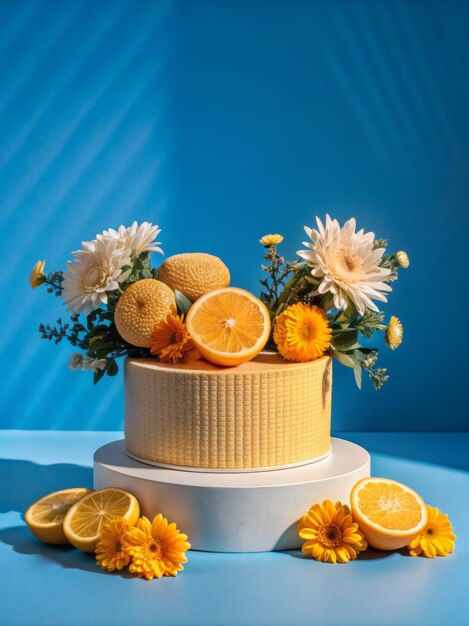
395, 251, 410, 268
385, 316, 403, 350
29, 260, 46, 289
259, 234, 284, 246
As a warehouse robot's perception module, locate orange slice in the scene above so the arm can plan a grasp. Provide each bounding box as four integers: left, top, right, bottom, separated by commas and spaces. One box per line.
63, 488, 140, 553
185, 287, 271, 366
25, 488, 93, 545
350, 477, 428, 550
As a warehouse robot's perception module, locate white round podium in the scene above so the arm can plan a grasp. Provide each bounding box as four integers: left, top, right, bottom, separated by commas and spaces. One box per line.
93, 437, 370, 552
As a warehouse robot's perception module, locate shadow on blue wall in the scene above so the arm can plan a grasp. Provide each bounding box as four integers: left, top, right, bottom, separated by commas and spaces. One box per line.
1, 0, 468, 430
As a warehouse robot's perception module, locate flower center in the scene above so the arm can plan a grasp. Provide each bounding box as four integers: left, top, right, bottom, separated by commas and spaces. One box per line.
82, 262, 110, 293
318, 524, 343, 548
426, 527, 434, 536
328, 245, 364, 283
300, 322, 316, 341
114, 541, 122, 553
147, 538, 165, 558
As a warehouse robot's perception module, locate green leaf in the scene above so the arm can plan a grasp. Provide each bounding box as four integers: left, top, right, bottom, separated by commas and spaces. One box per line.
175, 290, 192, 316
331, 329, 358, 351
347, 347, 376, 362
88, 325, 110, 338
353, 364, 362, 390
331, 349, 356, 368
106, 359, 118, 376
88, 335, 105, 348
89, 345, 117, 359
93, 368, 106, 385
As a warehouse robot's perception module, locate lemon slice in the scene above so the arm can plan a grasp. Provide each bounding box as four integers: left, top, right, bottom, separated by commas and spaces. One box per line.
25, 488, 93, 545
350, 477, 428, 550
186, 287, 271, 366
63, 488, 140, 553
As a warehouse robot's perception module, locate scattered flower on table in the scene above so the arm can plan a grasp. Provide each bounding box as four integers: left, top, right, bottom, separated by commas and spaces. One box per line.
96, 518, 133, 572
298, 500, 367, 563
407, 505, 456, 558
123, 514, 191, 580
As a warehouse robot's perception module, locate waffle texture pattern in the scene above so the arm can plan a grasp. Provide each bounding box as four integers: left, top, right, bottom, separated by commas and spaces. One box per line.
124, 353, 332, 470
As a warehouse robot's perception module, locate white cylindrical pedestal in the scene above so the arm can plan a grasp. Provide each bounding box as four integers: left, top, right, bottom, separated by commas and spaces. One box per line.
94, 437, 370, 553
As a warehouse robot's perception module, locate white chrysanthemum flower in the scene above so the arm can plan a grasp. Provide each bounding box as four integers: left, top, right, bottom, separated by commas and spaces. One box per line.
297, 215, 392, 315
98, 221, 163, 258
68, 353, 107, 372
62, 237, 132, 315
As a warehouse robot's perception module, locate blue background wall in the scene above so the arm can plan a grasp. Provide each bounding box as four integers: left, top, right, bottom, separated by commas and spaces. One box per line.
1, 0, 468, 431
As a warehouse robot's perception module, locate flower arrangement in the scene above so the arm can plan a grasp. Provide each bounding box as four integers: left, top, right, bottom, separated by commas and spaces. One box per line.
259, 215, 409, 389
32, 214, 408, 389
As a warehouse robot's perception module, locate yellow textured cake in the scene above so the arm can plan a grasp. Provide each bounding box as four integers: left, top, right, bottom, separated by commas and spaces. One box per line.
124, 352, 332, 471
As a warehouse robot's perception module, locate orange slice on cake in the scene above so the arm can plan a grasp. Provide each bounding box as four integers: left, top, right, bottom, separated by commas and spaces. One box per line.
350, 477, 428, 550
186, 287, 271, 366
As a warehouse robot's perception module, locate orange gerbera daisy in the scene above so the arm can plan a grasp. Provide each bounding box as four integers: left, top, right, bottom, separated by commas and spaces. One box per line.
150, 314, 200, 363
298, 500, 367, 563
274, 303, 332, 362
123, 514, 191, 580
407, 505, 456, 558
95, 517, 133, 572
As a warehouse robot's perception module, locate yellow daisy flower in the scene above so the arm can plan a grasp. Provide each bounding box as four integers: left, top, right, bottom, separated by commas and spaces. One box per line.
29, 260, 46, 289
123, 514, 191, 580
385, 315, 403, 350
274, 303, 332, 362
259, 234, 284, 246
95, 517, 133, 572
298, 500, 367, 563
407, 505, 456, 558
395, 251, 410, 268
150, 314, 200, 363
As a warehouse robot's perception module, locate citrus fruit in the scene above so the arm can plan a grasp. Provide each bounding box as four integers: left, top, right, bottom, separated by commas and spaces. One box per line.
185, 287, 271, 366
114, 279, 176, 347
25, 488, 93, 545
157, 253, 230, 302
350, 477, 428, 550
63, 488, 140, 553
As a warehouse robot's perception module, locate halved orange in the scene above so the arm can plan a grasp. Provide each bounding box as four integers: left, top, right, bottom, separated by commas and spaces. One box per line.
63, 488, 140, 553
185, 287, 271, 366
351, 477, 428, 550
25, 488, 93, 545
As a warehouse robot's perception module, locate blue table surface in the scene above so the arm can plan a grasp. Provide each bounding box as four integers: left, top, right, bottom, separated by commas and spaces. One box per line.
1, 430, 468, 626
